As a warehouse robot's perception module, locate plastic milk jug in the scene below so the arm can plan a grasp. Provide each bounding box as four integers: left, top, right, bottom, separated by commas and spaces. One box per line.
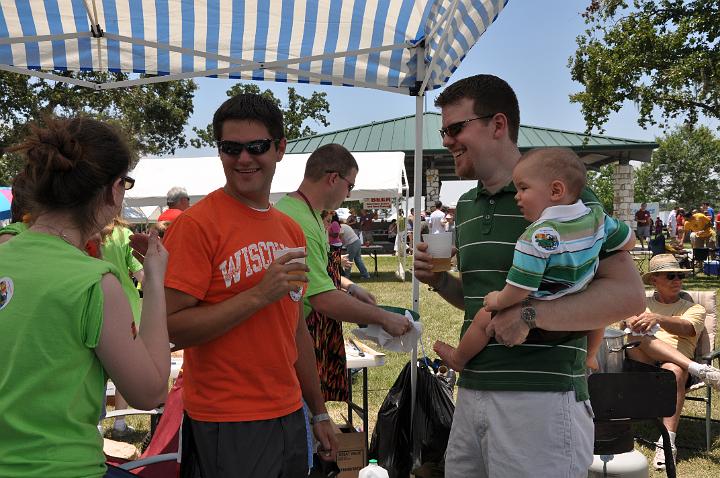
359, 460, 389, 478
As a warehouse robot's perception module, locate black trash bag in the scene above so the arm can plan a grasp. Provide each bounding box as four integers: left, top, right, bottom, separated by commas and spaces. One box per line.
369, 361, 454, 478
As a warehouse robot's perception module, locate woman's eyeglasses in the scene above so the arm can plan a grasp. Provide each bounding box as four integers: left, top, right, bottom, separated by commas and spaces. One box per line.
664, 272, 686, 280
218, 139, 279, 156
439, 113, 496, 139
122, 176, 135, 190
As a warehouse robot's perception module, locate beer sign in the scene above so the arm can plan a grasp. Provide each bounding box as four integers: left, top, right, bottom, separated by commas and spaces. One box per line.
363, 197, 392, 209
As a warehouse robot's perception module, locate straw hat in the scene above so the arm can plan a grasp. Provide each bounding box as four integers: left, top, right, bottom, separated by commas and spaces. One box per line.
642, 254, 692, 284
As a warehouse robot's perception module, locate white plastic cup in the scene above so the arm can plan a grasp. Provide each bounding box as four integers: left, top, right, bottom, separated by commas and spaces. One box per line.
274, 246, 306, 287
422, 232, 453, 272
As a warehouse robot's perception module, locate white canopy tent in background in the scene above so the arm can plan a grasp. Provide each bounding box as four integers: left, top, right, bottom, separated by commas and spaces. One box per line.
1, 0, 509, 462
124, 151, 407, 207
439, 180, 477, 208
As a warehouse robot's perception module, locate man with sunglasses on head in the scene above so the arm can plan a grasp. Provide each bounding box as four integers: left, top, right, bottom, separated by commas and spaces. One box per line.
275, 143, 412, 402
413, 74, 646, 477
625, 254, 720, 469
158, 94, 337, 477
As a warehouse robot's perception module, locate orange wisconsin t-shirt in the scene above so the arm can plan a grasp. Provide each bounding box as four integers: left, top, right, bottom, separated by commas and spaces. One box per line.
163, 188, 306, 422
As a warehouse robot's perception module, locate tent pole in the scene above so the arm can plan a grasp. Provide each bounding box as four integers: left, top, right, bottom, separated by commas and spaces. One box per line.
409, 41, 425, 477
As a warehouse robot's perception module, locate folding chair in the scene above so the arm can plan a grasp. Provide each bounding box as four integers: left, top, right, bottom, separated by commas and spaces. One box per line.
106, 373, 184, 477
678, 291, 719, 452
648, 234, 666, 257
691, 248, 710, 276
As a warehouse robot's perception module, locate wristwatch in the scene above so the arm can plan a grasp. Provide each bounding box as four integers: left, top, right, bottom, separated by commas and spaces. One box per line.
310, 412, 331, 425
428, 272, 449, 292
520, 298, 537, 330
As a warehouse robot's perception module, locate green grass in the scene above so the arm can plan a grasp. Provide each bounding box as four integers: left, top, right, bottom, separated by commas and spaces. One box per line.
107, 253, 720, 476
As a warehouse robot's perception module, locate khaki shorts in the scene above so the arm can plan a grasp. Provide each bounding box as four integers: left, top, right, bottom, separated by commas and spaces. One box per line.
445, 388, 594, 478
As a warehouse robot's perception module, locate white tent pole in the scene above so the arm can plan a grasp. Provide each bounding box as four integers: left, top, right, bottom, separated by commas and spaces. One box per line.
409, 40, 425, 476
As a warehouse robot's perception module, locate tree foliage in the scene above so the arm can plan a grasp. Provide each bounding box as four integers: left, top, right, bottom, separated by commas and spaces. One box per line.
569, 0, 719, 133
587, 164, 616, 214
633, 124, 720, 207
190, 83, 330, 148
0, 71, 196, 184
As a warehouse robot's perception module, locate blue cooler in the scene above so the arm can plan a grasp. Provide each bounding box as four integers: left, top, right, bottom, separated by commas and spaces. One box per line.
703, 260, 720, 276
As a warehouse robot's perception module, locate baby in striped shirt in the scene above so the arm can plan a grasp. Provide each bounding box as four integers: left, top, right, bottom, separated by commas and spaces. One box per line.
435, 147, 635, 372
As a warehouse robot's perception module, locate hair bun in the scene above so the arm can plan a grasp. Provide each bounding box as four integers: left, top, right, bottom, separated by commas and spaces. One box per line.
27, 126, 83, 172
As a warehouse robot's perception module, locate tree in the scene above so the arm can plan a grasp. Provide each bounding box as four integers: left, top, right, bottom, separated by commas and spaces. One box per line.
569, 0, 719, 134
633, 124, 720, 207
586, 164, 615, 214
190, 83, 330, 148
0, 72, 196, 184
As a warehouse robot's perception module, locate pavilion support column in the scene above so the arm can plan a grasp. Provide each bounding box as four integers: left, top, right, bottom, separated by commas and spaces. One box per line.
425, 168, 440, 208
613, 160, 634, 227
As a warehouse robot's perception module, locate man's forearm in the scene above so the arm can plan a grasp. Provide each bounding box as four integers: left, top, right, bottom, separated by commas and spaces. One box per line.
432, 272, 465, 310
167, 288, 270, 349
657, 315, 696, 337
309, 289, 387, 325
534, 252, 645, 331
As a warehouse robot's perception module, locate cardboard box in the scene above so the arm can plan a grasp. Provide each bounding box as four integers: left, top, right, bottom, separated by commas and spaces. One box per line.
334, 423, 367, 478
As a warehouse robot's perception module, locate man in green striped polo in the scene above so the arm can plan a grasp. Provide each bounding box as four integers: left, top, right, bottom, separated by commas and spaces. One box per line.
413, 74, 645, 478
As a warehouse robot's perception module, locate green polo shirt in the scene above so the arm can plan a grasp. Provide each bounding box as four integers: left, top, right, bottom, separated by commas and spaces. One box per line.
455, 182, 609, 401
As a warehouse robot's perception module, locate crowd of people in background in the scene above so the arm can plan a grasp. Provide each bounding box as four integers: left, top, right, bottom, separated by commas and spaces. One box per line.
634, 202, 719, 257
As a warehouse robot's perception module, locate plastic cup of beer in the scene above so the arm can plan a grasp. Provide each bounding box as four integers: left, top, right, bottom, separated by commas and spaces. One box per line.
274, 246, 306, 287
422, 232, 453, 272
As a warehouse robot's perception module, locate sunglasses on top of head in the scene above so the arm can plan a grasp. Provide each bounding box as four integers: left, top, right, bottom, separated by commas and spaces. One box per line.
218, 139, 279, 156
439, 113, 496, 139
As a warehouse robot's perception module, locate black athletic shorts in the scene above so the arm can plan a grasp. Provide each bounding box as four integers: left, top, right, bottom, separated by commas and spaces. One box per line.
180, 407, 308, 478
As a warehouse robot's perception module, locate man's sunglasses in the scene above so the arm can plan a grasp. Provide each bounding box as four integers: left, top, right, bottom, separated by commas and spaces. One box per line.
663, 272, 686, 280
218, 139, 279, 156
122, 176, 135, 190
439, 113, 496, 139
325, 170, 355, 192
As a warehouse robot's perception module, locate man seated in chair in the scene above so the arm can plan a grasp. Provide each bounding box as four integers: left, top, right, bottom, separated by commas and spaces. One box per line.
622, 254, 720, 470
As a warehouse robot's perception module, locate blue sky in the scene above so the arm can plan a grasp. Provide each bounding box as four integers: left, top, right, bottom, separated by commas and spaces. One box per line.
179, 0, 718, 157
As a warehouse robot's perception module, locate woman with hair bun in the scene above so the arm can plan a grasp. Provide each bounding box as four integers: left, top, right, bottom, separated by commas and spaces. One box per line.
0, 117, 170, 478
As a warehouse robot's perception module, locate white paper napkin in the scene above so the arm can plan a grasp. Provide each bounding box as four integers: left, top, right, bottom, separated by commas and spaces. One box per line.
352, 311, 422, 353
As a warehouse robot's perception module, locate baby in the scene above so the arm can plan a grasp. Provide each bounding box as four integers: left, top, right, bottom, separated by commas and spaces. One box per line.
435, 147, 635, 371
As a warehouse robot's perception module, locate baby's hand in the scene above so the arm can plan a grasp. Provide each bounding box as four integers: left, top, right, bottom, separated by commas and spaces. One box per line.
586, 355, 599, 372
483, 291, 500, 311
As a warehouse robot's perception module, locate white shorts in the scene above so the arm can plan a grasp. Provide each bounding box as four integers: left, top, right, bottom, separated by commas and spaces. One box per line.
445, 388, 594, 478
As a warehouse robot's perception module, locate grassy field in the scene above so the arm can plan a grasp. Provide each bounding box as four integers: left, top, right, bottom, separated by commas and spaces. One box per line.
108, 253, 720, 476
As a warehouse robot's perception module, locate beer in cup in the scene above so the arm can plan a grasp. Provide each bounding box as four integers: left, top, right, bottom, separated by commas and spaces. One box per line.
274, 246, 306, 287
422, 232, 453, 272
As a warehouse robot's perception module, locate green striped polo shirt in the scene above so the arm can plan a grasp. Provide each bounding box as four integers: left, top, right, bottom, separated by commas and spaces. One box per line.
455, 182, 608, 401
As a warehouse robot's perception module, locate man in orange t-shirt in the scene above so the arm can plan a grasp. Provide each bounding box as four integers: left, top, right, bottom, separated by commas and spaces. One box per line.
161, 94, 337, 477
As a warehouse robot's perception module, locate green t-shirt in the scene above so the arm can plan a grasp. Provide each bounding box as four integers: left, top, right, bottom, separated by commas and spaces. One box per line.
455, 183, 611, 401
0, 231, 121, 478
0, 221, 29, 236
101, 226, 143, 324
275, 196, 336, 318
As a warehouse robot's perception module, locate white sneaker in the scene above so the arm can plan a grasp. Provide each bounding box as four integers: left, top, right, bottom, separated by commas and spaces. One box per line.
697, 365, 720, 390
653, 442, 676, 470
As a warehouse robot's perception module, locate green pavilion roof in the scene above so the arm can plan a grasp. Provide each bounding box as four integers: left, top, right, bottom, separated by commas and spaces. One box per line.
287, 112, 657, 165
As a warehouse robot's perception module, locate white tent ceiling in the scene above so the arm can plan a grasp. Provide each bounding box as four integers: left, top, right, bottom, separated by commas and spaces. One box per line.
125, 151, 407, 207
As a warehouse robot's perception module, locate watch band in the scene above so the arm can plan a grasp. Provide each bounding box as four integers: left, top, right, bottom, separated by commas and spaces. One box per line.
521, 298, 537, 330
310, 412, 331, 425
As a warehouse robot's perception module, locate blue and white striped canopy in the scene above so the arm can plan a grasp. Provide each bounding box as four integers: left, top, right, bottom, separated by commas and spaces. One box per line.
0, 0, 507, 93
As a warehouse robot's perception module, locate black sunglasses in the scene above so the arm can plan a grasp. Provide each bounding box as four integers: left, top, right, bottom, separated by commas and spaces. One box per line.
122, 176, 135, 190
324, 170, 355, 192
218, 139, 279, 156
664, 272, 686, 280
439, 113, 496, 139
